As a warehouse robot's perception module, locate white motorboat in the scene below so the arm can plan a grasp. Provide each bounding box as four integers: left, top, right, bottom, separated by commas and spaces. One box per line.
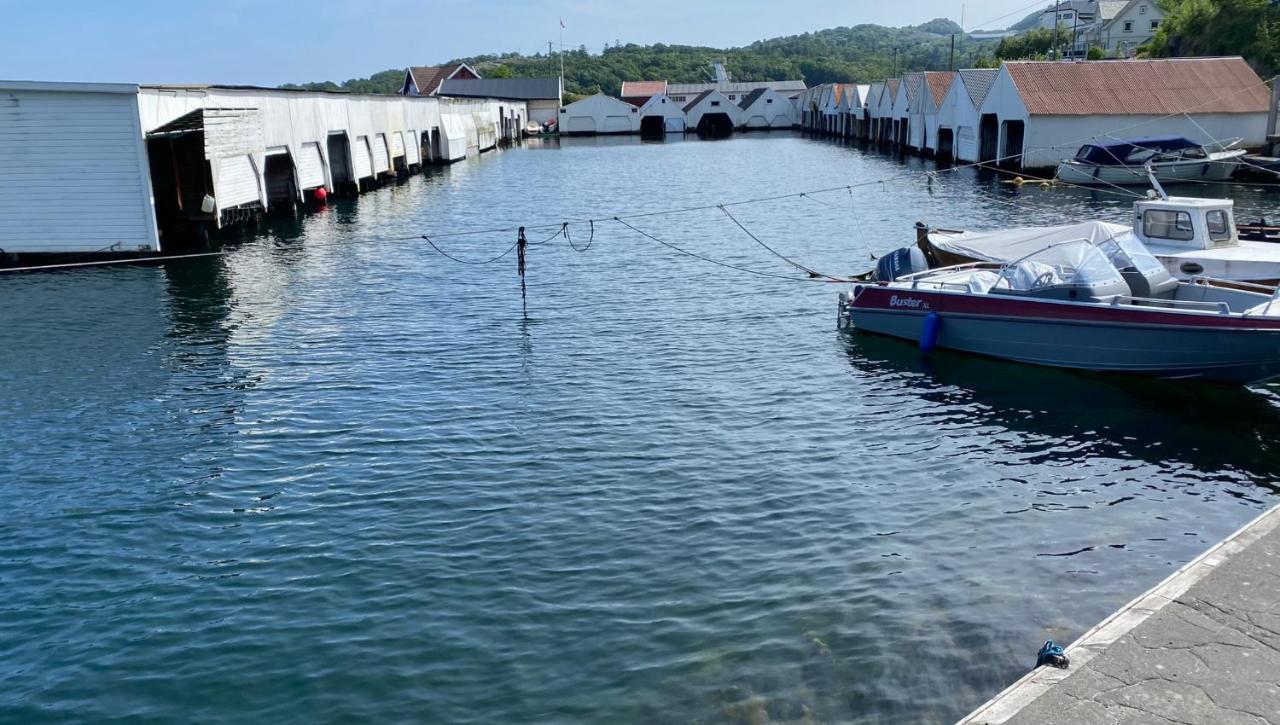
920, 194, 1280, 286
840, 238, 1280, 384
1055, 136, 1245, 186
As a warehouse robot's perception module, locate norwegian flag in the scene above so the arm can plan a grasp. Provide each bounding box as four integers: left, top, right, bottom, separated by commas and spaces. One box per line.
560, 18, 565, 29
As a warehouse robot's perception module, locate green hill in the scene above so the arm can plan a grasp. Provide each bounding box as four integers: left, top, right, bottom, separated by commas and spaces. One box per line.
281, 21, 996, 96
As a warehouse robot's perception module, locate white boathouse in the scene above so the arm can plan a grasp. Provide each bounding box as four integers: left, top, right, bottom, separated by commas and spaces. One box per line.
738, 87, 793, 129
920, 71, 957, 156
558, 93, 639, 135
637, 93, 686, 135
0, 81, 161, 255
934, 69, 998, 162
975, 57, 1271, 168
683, 90, 741, 137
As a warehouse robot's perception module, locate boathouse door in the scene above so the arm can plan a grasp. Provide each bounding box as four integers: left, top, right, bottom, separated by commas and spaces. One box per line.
978, 114, 999, 163
1000, 120, 1025, 167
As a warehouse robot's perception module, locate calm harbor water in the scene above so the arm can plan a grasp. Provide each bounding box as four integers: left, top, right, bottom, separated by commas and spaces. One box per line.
3, 133, 1279, 723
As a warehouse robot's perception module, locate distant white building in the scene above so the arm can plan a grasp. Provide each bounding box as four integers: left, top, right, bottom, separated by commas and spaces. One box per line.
738, 87, 794, 129
1090, 0, 1166, 57
558, 93, 640, 135
683, 89, 742, 136
637, 93, 686, 134
892, 73, 925, 148
872, 79, 899, 143
975, 57, 1269, 168
667, 80, 806, 106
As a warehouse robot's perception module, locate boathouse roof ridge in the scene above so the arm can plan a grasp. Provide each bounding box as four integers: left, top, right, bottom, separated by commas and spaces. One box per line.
957, 69, 998, 108
439, 77, 560, 100
902, 72, 924, 102
667, 80, 806, 96
405, 63, 478, 96
1003, 56, 1270, 116
682, 90, 714, 113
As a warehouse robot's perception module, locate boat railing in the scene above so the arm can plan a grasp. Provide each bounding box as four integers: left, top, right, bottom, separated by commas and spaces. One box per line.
1111, 295, 1232, 315
1191, 276, 1279, 293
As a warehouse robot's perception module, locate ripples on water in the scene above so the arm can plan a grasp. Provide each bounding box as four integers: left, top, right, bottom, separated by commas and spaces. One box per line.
1, 134, 1277, 723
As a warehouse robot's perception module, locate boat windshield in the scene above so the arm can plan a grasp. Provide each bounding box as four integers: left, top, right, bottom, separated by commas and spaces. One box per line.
994, 240, 1126, 291
1096, 232, 1167, 275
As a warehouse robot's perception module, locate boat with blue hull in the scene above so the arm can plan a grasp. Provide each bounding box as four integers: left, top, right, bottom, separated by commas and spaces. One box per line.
1056, 136, 1246, 186
839, 238, 1280, 384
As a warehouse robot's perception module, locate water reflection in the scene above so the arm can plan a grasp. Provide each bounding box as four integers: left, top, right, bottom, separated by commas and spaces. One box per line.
844, 330, 1280, 488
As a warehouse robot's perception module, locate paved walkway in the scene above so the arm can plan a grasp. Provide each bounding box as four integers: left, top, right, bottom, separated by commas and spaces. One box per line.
961, 505, 1280, 725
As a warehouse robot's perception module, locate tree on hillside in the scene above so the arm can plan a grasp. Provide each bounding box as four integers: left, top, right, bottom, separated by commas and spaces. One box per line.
1150, 0, 1280, 74
995, 25, 1073, 60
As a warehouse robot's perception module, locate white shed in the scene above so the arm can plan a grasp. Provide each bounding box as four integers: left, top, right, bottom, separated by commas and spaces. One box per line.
684, 90, 742, 136
978, 57, 1271, 169
850, 84, 871, 138
637, 93, 686, 134
738, 87, 793, 129
558, 93, 639, 135
864, 81, 887, 141
921, 71, 957, 155
0, 81, 160, 254
820, 84, 843, 135
935, 69, 998, 162
893, 73, 925, 149
874, 79, 900, 144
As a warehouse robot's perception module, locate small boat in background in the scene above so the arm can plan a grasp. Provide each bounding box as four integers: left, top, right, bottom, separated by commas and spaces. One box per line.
1056, 136, 1245, 186
918, 194, 1280, 286
839, 239, 1280, 384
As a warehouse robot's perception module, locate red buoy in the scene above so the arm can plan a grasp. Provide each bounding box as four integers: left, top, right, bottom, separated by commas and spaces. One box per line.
314, 186, 329, 203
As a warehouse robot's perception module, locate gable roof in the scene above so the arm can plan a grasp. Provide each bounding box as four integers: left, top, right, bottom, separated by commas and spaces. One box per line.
683, 89, 714, 113
1102, 0, 1159, 29
621, 80, 668, 97
855, 84, 871, 108
924, 71, 956, 107
902, 73, 924, 103
1097, 0, 1129, 20
439, 77, 560, 101
881, 79, 900, 108
406, 64, 475, 95
958, 68, 999, 108
1004, 57, 1269, 116
739, 87, 767, 110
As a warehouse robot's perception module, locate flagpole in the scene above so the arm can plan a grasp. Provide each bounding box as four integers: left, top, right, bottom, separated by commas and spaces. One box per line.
559, 21, 565, 96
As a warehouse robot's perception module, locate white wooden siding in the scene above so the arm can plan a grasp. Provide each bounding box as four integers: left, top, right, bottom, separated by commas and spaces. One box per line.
297, 141, 325, 189
0, 84, 159, 253
371, 133, 390, 173
353, 135, 373, 178
215, 155, 260, 208
391, 131, 405, 158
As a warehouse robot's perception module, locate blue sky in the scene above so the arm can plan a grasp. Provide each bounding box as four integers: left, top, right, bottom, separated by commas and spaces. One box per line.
0, 0, 1042, 86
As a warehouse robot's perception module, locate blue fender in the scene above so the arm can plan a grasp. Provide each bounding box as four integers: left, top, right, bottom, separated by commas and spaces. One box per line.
920, 312, 941, 355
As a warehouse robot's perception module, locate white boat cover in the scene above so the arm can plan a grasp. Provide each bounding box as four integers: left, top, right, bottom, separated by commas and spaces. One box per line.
930, 221, 1133, 265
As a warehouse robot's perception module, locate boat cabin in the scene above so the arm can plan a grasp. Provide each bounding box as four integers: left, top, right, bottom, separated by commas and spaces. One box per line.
1131, 196, 1238, 251
1075, 136, 1209, 166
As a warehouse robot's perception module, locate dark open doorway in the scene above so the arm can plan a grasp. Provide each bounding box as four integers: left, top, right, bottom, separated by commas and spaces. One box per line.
936, 128, 955, 160
326, 133, 355, 193
1001, 120, 1025, 167
640, 115, 665, 139
979, 114, 999, 164
696, 113, 734, 138
263, 153, 298, 211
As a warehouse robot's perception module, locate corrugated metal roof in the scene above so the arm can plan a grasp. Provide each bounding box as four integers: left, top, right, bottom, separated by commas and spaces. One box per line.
439, 77, 560, 100
667, 80, 806, 96
621, 80, 667, 97
958, 68, 998, 108
883, 79, 900, 106
1005, 57, 1270, 116
924, 71, 956, 107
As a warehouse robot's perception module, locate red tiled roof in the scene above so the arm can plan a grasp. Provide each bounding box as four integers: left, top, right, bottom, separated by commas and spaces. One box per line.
1005, 57, 1270, 116
621, 80, 667, 97
883, 78, 900, 105
408, 64, 473, 96
925, 71, 956, 108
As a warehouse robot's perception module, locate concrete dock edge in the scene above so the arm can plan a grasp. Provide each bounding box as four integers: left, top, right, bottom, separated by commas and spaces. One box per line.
958, 503, 1280, 724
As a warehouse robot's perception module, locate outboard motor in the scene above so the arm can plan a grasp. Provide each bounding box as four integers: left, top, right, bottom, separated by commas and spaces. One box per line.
872, 245, 929, 282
